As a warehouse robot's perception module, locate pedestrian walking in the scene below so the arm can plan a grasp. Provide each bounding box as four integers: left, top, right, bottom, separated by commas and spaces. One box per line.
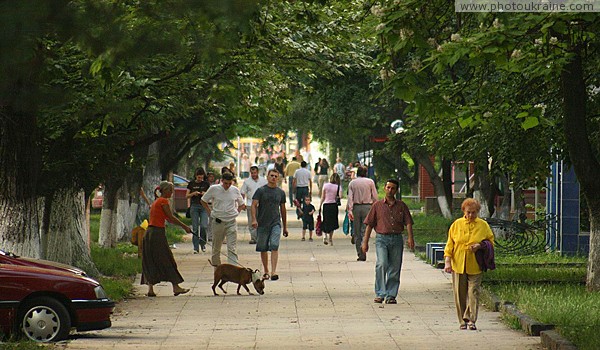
293, 161, 312, 218
444, 198, 494, 331
320, 173, 342, 246
361, 179, 414, 304
284, 156, 301, 206
317, 158, 329, 197
141, 181, 191, 297
251, 169, 288, 281
240, 165, 267, 244
347, 165, 378, 261
186, 167, 210, 253
274, 156, 285, 188
201, 172, 246, 266
298, 195, 315, 241
333, 157, 345, 193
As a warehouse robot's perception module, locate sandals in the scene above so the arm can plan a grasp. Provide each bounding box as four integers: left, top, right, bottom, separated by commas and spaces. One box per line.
385, 298, 397, 304
173, 288, 190, 296
146, 292, 156, 297
468, 323, 477, 330
460, 324, 468, 330
271, 274, 279, 281
263, 273, 270, 280
301, 237, 306, 241
374, 297, 384, 303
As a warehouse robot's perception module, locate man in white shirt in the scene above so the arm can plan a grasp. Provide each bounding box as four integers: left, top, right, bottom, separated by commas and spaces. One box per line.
241, 165, 267, 244
201, 173, 246, 266
334, 157, 345, 192
293, 161, 312, 218
347, 166, 379, 261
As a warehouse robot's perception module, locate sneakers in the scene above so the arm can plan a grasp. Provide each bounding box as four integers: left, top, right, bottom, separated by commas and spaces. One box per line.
201, 246, 206, 252
193, 250, 199, 254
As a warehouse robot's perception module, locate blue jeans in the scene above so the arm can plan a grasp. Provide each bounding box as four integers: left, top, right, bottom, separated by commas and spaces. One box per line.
374, 234, 404, 299
256, 225, 281, 252
190, 203, 208, 251
295, 186, 309, 217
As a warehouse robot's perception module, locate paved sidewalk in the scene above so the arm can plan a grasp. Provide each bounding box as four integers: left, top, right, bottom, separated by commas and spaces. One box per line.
63, 207, 540, 350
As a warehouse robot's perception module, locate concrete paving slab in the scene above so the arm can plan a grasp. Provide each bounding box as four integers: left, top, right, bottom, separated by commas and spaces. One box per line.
62, 198, 541, 350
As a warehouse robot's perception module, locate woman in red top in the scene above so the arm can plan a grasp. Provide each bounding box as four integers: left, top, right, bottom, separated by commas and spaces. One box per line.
142, 181, 192, 297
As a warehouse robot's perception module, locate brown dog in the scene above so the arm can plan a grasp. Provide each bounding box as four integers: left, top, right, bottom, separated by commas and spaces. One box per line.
208, 260, 266, 296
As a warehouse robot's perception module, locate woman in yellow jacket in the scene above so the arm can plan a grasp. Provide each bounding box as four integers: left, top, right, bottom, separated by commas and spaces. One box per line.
444, 198, 494, 331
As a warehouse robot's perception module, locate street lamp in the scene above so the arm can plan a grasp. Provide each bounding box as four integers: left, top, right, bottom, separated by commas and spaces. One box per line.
390, 119, 405, 199
391, 119, 405, 134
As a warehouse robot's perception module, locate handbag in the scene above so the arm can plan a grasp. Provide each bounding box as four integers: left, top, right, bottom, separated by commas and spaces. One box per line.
185, 207, 191, 218
315, 211, 323, 237
335, 184, 341, 206
342, 211, 350, 235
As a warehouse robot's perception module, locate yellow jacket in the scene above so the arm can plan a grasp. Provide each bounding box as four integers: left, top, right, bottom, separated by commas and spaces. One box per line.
444, 217, 494, 274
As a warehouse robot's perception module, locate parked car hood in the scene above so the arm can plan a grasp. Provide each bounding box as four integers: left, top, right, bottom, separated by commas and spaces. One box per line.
0, 249, 87, 276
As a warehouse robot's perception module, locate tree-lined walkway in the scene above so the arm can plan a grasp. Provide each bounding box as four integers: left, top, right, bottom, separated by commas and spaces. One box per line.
63, 206, 540, 349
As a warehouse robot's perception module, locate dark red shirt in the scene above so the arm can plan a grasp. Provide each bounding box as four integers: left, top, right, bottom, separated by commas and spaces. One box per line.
363, 198, 413, 234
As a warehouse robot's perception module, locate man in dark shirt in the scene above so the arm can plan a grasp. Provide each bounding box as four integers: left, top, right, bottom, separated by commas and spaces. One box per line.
361, 179, 414, 304
251, 169, 288, 281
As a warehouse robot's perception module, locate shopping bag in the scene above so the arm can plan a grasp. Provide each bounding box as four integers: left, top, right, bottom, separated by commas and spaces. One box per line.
342, 212, 350, 235
315, 212, 322, 237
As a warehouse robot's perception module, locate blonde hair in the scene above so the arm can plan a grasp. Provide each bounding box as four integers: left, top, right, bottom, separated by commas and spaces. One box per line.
154, 181, 174, 198
461, 198, 481, 212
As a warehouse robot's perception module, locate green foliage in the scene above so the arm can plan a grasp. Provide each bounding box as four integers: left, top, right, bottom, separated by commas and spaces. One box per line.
0, 341, 53, 350
90, 243, 140, 277
411, 214, 453, 247
488, 283, 600, 350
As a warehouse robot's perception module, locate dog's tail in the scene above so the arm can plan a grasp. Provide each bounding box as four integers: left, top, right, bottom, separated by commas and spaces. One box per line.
208, 259, 218, 267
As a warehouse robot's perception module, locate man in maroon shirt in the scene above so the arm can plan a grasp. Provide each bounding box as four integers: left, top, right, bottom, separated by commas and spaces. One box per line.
361, 179, 414, 304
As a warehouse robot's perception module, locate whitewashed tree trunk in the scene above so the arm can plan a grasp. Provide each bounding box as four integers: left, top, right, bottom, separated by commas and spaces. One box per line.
45, 187, 99, 276
98, 207, 115, 248
473, 190, 490, 218
436, 195, 452, 219
0, 196, 42, 258
587, 210, 600, 290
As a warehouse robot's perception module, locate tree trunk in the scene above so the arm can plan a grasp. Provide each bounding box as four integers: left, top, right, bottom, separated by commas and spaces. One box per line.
493, 173, 511, 220
45, 187, 99, 276
139, 142, 161, 220
0, 111, 43, 257
472, 161, 493, 218
560, 48, 600, 291
442, 158, 453, 210
414, 151, 452, 218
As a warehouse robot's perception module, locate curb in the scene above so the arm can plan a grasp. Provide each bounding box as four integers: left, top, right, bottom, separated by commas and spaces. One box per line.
482, 289, 578, 349
500, 302, 554, 336
540, 330, 578, 350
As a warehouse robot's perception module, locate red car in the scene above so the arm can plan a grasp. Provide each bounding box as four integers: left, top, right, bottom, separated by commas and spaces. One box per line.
173, 174, 189, 212
0, 250, 114, 342
0, 249, 86, 276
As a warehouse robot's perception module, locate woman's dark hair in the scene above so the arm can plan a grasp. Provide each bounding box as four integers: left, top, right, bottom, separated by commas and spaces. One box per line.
194, 167, 206, 177
356, 166, 367, 177
221, 166, 232, 175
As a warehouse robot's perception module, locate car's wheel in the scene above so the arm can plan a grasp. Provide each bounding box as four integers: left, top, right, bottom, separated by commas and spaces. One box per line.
18, 297, 71, 342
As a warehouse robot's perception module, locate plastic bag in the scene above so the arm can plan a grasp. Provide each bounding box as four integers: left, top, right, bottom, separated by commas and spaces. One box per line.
315, 212, 322, 237
342, 212, 350, 235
